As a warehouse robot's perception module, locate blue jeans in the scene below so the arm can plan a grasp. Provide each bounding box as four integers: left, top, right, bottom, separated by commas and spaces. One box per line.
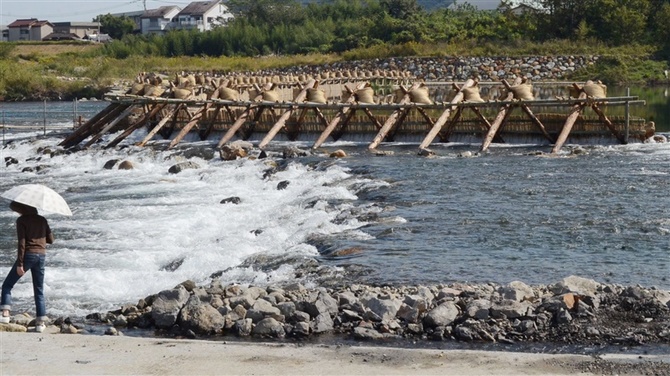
1, 253, 46, 321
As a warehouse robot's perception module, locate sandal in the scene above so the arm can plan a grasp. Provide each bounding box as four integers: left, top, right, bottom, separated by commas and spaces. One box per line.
0, 310, 9, 324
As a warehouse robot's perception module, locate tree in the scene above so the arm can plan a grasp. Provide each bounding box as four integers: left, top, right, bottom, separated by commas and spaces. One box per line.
94, 14, 136, 40
380, 0, 422, 19
226, 0, 304, 26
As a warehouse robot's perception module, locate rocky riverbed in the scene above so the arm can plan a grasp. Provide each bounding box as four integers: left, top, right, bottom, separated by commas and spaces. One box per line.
84, 275, 669, 348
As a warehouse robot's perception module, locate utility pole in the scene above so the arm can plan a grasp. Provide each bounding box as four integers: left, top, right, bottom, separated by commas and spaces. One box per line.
143, 0, 147, 10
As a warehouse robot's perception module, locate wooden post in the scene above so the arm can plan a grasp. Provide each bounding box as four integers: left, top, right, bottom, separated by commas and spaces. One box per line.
105, 103, 166, 148
59, 103, 127, 148
419, 78, 474, 150
82, 105, 137, 148
591, 103, 626, 143
519, 104, 554, 143
312, 82, 366, 149
439, 106, 463, 142
216, 104, 262, 148
199, 104, 223, 140
136, 103, 185, 147
551, 84, 587, 154
480, 98, 513, 152
258, 79, 316, 149
369, 82, 420, 149
168, 88, 221, 149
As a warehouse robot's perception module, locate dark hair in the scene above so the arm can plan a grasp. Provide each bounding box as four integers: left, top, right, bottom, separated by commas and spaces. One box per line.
9, 201, 37, 215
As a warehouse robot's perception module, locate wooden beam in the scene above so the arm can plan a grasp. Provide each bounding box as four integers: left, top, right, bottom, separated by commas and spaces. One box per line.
312, 82, 366, 149
59, 103, 129, 148
591, 104, 626, 144
217, 104, 263, 147
439, 106, 463, 142
386, 107, 411, 142
199, 104, 223, 140
258, 79, 317, 149
136, 103, 185, 147
168, 88, 221, 149
479, 100, 513, 152
82, 105, 138, 148
105, 103, 166, 148
519, 104, 554, 143
419, 78, 474, 149
369, 82, 421, 149
551, 85, 587, 154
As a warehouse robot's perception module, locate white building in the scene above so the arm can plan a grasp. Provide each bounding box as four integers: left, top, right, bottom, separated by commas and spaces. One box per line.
141, 6, 181, 35
173, 1, 233, 32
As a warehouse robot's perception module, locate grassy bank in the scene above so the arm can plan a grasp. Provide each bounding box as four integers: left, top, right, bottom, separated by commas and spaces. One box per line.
0, 40, 666, 101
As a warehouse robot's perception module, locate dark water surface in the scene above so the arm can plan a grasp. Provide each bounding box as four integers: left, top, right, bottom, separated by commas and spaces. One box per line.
320, 143, 670, 290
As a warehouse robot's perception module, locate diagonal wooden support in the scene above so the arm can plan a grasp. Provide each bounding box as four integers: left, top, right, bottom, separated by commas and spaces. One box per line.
519, 104, 554, 143
480, 95, 514, 152
312, 82, 366, 149
551, 84, 587, 154
168, 88, 221, 149
216, 104, 265, 148
369, 82, 421, 149
419, 78, 475, 150
499, 79, 554, 144
105, 102, 166, 148
439, 106, 463, 142
591, 103, 626, 143
199, 104, 223, 140
259, 79, 317, 149
136, 103, 185, 147
60, 103, 129, 148
82, 104, 138, 148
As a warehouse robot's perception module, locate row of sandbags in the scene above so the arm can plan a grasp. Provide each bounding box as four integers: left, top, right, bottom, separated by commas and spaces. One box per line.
457, 79, 607, 103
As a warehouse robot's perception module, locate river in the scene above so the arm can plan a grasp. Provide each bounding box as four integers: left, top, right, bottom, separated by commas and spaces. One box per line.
0, 85, 668, 319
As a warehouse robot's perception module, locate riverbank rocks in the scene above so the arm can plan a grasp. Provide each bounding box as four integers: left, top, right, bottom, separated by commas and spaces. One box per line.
88, 275, 670, 347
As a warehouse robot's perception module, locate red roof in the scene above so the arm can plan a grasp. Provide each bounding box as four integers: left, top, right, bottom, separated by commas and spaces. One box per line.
8, 18, 52, 28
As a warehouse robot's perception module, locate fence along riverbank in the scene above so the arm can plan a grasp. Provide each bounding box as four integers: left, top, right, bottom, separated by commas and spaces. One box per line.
52, 70, 652, 152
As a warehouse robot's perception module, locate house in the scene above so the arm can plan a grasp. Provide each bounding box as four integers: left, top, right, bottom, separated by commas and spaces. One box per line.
1, 26, 7, 42
140, 6, 181, 35
509, 4, 542, 15
6, 19, 53, 41
109, 10, 144, 33
52, 22, 101, 39
173, 0, 233, 32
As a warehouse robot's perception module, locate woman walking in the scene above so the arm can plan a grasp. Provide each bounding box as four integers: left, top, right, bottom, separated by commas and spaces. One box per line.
0, 201, 54, 332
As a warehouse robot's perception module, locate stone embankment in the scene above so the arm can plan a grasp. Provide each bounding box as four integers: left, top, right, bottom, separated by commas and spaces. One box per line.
64, 275, 669, 346
254, 55, 597, 83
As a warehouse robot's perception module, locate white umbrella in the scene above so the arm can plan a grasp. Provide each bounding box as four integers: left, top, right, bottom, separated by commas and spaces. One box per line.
1, 184, 72, 216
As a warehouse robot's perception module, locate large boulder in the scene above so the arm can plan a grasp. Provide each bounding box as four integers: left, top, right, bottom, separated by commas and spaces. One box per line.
151, 286, 190, 329
180, 296, 225, 334
423, 301, 459, 327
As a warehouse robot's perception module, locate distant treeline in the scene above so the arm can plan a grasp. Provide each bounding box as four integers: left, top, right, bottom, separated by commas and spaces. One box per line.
95, 0, 670, 60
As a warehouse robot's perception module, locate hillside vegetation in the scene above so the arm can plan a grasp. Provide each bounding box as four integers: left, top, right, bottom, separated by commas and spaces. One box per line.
0, 0, 668, 101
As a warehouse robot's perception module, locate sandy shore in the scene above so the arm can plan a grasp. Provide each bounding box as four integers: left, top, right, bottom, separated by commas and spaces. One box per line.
2, 328, 665, 376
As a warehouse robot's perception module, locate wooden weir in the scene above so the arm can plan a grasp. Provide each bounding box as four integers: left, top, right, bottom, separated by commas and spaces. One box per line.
59, 73, 651, 154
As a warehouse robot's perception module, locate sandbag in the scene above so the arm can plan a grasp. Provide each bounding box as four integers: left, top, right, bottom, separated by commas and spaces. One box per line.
172, 87, 192, 99
462, 86, 484, 103
582, 82, 607, 98
262, 90, 280, 102
307, 88, 327, 104
129, 82, 145, 95
220, 87, 239, 101
409, 86, 433, 104
143, 85, 165, 97
509, 84, 534, 100
355, 87, 375, 104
